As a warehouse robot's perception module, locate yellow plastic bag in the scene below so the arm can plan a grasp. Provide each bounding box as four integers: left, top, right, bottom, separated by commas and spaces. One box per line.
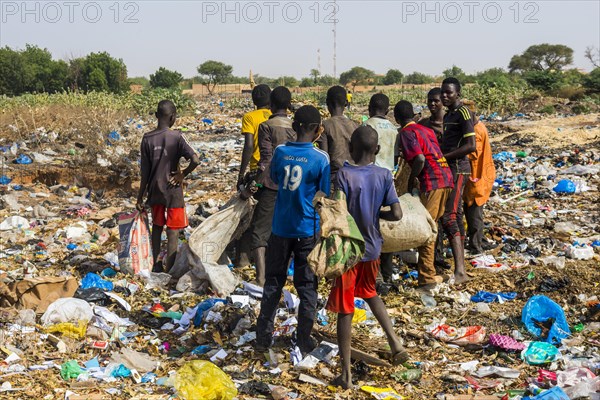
44, 320, 87, 339
175, 360, 237, 400
361, 385, 403, 399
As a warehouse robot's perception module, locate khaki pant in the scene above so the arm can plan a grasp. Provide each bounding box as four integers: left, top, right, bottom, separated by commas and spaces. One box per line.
418, 188, 451, 286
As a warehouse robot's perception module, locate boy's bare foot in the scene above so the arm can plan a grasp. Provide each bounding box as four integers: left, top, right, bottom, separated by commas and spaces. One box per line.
454, 272, 470, 285
331, 372, 352, 390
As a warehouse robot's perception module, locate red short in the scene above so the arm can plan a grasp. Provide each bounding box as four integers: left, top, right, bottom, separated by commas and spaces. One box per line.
326, 260, 379, 314
151, 205, 188, 230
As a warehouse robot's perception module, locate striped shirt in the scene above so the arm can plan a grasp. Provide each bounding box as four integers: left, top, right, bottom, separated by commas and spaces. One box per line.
397, 122, 454, 193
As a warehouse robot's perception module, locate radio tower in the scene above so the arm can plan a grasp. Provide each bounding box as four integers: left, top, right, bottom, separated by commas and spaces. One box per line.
317, 48, 321, 75
333, 0, 337, 78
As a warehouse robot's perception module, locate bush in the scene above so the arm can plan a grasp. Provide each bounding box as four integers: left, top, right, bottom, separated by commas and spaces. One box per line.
583, 68, 600, 93
538, 105, 555, 114
555, 85, 586, 100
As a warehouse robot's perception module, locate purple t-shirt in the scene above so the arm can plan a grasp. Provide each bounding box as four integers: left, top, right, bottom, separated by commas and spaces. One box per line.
335, 162, 399, 261
140, 128, 197, 208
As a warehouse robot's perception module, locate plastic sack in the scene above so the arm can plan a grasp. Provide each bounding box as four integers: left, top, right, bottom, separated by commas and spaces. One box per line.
80, 272, 114, 291
522, 295, 570, 344
117, 211, 153, 275
175, 360, 237, 400
176, 261, 238, 297
380, 194, 437, 253
60, 360, 82, 380
41, 297, 93, 326
522, 341, 560, 365
308, 191, 365, 279
553, 179, 576, 194
426, 319, 486, 345
44, 321, 87, 339
471, 291, 517, 303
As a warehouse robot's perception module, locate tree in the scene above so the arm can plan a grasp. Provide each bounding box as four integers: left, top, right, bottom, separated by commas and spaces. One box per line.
475, 68, 524, 87
382, 69, 403, 85
584, 46, 600, 68
310, 68, 320, 84
277, 76, 299, 87
0, 46, 25, 95
508, 44, 573, 73
128, 76, 150, 87
339, 66, 374, 91
404, 72, 434, 84
197, 60, 233, 95
82, 52, 128, 93
583, 67, 600, 93
149, 67, 183, 89
67, 57, 85, 92
442, 65, 467, 82
300, 77, 313, 87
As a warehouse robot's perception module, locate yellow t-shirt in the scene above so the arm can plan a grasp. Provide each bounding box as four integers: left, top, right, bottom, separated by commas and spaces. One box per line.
241, 108, 272, 171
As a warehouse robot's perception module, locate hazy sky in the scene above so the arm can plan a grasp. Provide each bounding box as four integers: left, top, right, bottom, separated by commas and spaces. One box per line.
2, 0, 599, 79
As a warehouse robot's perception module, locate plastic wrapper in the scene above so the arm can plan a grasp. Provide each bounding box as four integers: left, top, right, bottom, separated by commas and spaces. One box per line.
44, 321, 88, 339
60, 360, 82, 380
522, 341, 560, 365
175, 360, 237, 400
80, 272, 114, 291
426, 319, 486, 345
117, 211, 153, 275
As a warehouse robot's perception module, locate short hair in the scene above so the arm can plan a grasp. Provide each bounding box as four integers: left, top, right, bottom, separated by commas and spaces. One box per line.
156, 100, 176, 117
442, 77, 461, 92
394, 100, 414, 121
351, 125, 379, 153
271, 86, 292, 110
294, 105, 321, 127
326, 85, 347, 108
369, 93, 389, 112
428, 87, 442, 97
252, 84, 271, 107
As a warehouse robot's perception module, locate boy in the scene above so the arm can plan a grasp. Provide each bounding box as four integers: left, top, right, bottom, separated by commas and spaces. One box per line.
237, 84, 272, 188
317, 86, 358, 181
394, 101, 454, 290
364, 93, 397, 284
462, 106, 496, 256
136, 100, 200, 272
255, 105, 330, 355
327, 125, 408, 389
251, 86, 296, 286
440, 77, 476, 285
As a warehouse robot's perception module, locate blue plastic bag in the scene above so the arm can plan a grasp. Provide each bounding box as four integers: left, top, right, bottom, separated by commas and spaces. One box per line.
529, 386, 570, 399
111, 364, 131, 378
0, 175, 12, 185
553, 179, 576, 194
15, 154, 32, 164
193, 299, 226, 326
522, 341, 559, 365
80, 272, 114, 291
522, 295, 570, 344
471, 291, 517, 303
493, 151, 515, 162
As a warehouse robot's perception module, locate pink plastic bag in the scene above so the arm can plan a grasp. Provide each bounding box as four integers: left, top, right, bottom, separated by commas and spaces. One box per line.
118, 211, 153, 275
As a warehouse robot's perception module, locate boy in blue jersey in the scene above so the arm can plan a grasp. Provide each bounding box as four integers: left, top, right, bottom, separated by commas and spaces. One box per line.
255, 105, 331, 355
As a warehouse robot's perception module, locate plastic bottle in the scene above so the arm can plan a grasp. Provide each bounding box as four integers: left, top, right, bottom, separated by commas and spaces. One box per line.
395, 369, 422, 381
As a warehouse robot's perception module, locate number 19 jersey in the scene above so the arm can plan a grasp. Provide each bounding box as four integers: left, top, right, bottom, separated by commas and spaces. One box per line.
270, 141, 331, 238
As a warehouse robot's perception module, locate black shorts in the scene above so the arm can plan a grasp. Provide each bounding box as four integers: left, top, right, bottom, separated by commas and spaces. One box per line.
250, 187, 278, 249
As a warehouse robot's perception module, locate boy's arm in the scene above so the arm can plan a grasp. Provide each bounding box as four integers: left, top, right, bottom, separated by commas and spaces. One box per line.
319, 158, 332, 195
380, 202, 402, 221
407, 154, 425, 194
257, 123, 272, 185
169, 134, 201, 187
380, 171, 402, 221
136, 140, 150, 211
238, 133, 254, 187
269, 147, 281, 185
444, 107, 476, 160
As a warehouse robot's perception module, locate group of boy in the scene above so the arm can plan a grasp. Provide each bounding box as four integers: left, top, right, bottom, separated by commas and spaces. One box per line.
136, 76, 495, 389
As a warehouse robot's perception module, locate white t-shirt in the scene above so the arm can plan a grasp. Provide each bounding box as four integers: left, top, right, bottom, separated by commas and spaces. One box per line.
366, 116, 398, 171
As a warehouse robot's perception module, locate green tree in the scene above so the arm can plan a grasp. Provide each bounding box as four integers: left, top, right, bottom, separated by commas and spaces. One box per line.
128, 76, 150, 87
87, 68, 109, 91
197, 60, 233, 95
149, 67, 183, 89
404, 72, 434, 84
382, 69, 404, 85
509, 44, 574, 72
82, 52, 128, 93
442, 65, 467, 82
475, 68, 524, 87
67, 58, 85, 92
300, 77, 313, 87
583, 67, 600, 93
310, 68, 320, 84
276, 76, 299, 87
339, 66, 374, 91
0, 46, 25, 95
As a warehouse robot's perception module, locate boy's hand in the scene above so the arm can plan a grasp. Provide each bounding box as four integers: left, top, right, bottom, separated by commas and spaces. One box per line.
168, 171, 184, 187
136, 201, 145, 212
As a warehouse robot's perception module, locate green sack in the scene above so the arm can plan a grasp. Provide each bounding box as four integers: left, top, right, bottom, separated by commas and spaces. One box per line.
308, 191, 365, 279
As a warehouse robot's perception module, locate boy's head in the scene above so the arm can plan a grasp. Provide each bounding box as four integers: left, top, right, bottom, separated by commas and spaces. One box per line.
156, 100, 177, 127
441, 77, 461, 107
326, 85, 347, 113
251, 84, 271, 108
368, 93, 389, 117
393, 100, 415, 126
293, 105, 321, 141
349, 125, 379, 163
427, 87, 443, 115
270, 86, 292, 112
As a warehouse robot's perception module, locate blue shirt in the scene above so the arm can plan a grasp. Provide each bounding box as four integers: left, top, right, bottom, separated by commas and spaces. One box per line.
335, 162, 399, 261
270, 142, 331, 238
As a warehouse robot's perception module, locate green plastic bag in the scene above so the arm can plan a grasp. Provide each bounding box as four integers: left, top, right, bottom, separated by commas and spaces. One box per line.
60, 360, 82, 380
175, 361, 237, 400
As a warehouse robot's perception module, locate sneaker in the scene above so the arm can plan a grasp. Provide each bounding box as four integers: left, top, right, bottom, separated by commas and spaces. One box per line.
481, 241, 498, 251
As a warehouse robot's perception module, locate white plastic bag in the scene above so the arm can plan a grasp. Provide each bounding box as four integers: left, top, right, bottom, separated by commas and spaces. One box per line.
380, 194, 437, 253
41, 298, 93, 326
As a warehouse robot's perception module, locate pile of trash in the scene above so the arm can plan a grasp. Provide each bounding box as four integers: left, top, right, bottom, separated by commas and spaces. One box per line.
0, 101, 599, 399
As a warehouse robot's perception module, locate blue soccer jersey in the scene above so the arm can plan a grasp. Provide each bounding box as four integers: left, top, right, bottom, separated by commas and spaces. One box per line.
270, 142, 330, 238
